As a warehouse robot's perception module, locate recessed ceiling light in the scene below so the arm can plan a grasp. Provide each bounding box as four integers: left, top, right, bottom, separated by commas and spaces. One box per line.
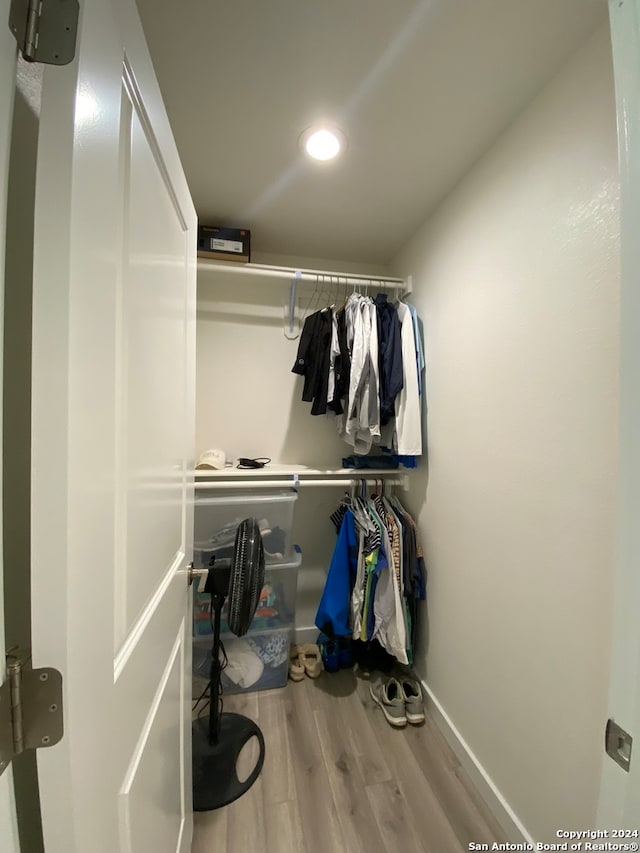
300, 126, 346, 162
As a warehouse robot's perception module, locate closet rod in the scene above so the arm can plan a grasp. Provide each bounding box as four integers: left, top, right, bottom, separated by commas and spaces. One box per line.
193, 477, 409, 491
196, 260, 405, 289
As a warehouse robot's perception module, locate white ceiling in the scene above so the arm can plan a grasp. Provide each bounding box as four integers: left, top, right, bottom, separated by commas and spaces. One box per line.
136, 0, 608, 266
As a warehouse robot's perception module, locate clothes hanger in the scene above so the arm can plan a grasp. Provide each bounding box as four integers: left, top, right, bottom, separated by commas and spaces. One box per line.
319, 275, 329, 311
301, 274, 321, 322
351, 486, 377, 534
323, 275, 338, 311
330, 275, 339, 309
336, 277, 348, 313
323, 274, 332, 307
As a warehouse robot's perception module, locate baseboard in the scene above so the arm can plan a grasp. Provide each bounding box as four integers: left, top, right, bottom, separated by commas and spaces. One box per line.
292, 631, 532, 842
421, 679, 535, 845
294, 625, 318, 645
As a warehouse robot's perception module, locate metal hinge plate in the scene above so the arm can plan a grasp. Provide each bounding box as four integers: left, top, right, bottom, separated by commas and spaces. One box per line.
605, 718, 633, 772
8, 0, 79, 66
0, 656, 63, 778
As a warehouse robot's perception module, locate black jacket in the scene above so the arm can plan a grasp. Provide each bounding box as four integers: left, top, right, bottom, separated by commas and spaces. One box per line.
374, 294, 403, 425
291, 308, 333, 415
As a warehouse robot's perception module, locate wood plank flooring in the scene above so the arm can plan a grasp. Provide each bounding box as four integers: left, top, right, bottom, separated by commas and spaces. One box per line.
192, 670, 507, 853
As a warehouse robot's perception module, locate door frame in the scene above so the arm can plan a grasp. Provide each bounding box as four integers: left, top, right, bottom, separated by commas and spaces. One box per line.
0, 1, 20, 849
598, 0, 640, 825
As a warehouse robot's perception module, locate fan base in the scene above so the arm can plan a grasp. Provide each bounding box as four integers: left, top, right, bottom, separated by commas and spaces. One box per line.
192, 712, 265, 811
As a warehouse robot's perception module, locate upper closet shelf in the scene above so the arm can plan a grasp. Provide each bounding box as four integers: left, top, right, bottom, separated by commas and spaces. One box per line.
193, 465, 409, 491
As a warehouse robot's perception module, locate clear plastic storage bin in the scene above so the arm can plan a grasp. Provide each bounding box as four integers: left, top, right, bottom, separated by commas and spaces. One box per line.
192, 546, 301, 696
193, 627, 291, 695
192, 547, 302, 638
193, 490, 298, 567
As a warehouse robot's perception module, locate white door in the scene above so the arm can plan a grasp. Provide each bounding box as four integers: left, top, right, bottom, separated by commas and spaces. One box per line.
0, 3, 20, 851
599, 0, 640, 827
29, 0, 197, 849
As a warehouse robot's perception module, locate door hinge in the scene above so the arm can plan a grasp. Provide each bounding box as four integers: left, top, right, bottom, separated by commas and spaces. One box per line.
0, 651, 63, 777
8, 0, 79, 66
605, 718, 633, 772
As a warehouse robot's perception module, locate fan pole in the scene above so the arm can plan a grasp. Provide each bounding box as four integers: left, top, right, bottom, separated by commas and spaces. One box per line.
192, 520, 266, 811
208, 591, 225, 746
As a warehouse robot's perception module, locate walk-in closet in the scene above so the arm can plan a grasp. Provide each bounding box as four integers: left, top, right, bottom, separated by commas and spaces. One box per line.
192, 257, 495, 851
1, 0, 631, 850
143, 0, 621, 847
180, 0, 622, 821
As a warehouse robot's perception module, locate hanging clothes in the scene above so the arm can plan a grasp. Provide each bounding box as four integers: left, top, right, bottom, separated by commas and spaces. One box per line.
327, 306, 350, 416
291, 307, 333, 415
338, 294, 380, 454
407, 302, 425, 399
292, 291, 424, 461
395, 301, 425, 468
327, 310, 339, 407
349, 496, 382, 640
374, 293, 403, 426
315, 509, 359, 638
316, 487, 425, 668
372, 497, 408, 663
366, 301, 381, 443
394, 302, 422, 455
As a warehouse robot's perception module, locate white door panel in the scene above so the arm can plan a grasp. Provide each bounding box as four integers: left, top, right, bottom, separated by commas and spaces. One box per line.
119, 633, 184, 853
115, 63, 190, 652
0, 0, 20, 847
30, 0, 196, 849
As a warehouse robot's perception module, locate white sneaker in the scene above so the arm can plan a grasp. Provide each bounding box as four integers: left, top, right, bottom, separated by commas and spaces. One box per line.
369, 677, 407, 728
399, 677, 425, 724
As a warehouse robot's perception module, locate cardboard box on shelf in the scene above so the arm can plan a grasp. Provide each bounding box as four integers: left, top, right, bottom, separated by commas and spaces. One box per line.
197, 225, 251, 263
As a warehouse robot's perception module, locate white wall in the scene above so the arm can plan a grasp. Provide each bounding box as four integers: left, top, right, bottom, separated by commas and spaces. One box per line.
391, 24, 619, 842
196, 262, 385, 466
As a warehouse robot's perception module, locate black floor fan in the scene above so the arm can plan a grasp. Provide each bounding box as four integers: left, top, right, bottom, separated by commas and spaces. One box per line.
192, 517, 266, 811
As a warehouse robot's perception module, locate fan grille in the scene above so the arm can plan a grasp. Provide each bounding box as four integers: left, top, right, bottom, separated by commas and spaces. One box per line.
227, 518, 265, 636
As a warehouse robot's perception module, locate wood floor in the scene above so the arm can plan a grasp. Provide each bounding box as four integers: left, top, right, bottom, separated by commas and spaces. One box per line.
192, 669, 507, 853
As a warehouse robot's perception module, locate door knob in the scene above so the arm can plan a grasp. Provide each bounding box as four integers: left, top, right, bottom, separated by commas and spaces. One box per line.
187, 562, 208, 587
